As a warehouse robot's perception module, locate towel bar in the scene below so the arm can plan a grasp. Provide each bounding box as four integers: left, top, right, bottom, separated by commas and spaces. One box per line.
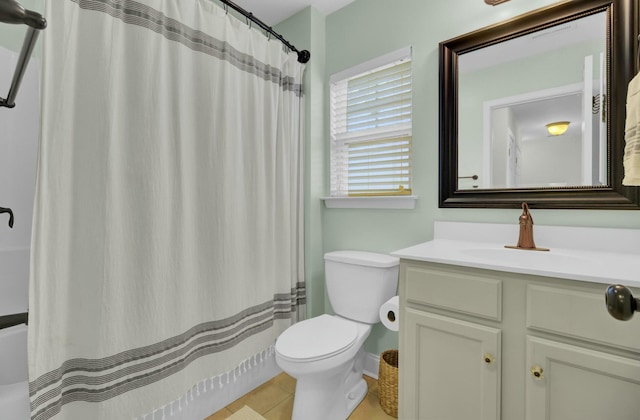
0, 0, 46, 108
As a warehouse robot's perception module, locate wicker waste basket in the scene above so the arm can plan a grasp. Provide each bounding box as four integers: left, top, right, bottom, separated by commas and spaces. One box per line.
378, 349, 399, 418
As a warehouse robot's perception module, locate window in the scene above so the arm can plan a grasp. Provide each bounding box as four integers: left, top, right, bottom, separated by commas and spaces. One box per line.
329, 47, 413, 198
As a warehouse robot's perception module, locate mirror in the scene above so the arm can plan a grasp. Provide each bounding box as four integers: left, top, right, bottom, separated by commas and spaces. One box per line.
460, 12, 606, 190
439, 0, 640, 208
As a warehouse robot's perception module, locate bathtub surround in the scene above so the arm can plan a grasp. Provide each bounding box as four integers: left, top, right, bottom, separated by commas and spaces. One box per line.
0, 44, 39, 319
0, 324, 30, 419
29, 1, 305, 419
0, 25, 40, 420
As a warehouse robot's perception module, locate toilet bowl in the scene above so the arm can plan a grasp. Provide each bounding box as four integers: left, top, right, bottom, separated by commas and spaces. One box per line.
275, 314, 372, 420
275, 250, 399, 420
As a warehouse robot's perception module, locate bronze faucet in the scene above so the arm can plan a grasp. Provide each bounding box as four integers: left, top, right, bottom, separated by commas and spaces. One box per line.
505, 202, 549, 251
517, 202, 535, 249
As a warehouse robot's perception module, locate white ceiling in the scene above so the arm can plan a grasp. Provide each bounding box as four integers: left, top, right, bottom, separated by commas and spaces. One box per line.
231, 0, 355, 26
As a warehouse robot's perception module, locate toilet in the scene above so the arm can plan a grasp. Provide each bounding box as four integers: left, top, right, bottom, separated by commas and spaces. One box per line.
275, 250, 399, 420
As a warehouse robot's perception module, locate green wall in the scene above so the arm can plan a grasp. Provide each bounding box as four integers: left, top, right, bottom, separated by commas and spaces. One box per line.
281, 0, 640, 357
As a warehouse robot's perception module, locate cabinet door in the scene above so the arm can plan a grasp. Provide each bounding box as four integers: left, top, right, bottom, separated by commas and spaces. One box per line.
526, 336, 640, 420
400, 309, 501, 420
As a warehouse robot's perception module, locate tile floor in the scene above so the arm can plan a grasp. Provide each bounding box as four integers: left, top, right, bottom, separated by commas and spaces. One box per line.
205, 373, 396, 420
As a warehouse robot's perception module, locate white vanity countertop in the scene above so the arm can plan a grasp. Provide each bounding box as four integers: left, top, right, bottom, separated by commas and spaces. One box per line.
391, 221, 640, 288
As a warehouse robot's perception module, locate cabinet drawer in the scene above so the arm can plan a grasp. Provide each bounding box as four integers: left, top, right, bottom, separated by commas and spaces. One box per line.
405, 264, 502, 321
527, 284, 640, 352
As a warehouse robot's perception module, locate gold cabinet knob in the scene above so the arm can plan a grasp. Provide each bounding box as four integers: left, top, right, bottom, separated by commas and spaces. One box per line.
483, 353, 495, 365
530, 365, 544, 379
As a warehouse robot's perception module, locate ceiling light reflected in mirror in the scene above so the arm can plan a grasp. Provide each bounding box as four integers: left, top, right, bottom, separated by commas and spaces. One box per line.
546, 121, 571, 136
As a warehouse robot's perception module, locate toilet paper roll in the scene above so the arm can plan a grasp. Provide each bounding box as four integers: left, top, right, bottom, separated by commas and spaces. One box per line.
379, 296, 400, 331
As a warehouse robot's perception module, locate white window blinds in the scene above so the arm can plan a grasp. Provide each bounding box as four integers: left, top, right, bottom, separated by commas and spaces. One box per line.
330, 47, 412, 197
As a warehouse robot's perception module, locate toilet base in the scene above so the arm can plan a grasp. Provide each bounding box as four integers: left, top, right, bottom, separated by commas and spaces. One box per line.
289, 348, 368, 420
345, 376, 368, 414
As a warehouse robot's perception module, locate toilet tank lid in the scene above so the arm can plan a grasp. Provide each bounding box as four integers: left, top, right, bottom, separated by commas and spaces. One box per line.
324, 250, 399, 268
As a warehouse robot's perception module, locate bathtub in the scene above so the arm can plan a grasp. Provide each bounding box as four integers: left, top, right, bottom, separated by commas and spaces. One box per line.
0, 323, 30, 419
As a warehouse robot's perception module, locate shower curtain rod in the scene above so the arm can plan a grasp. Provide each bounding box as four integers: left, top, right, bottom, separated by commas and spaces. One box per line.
0, 0, 47, 108
219, 0, 310, 64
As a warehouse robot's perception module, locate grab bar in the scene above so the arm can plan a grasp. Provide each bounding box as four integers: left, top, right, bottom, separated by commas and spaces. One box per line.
0, 206, 14, 228
0, 312, 28, 330
0, 0, 46, 108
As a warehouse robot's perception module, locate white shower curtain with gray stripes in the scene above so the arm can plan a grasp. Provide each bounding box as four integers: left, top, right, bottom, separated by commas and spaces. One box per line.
28, 0, 305, 419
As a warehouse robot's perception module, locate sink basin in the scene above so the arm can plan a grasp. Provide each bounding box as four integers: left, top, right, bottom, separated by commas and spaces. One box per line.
391, 222, 640, 286
461, 247, 589, 270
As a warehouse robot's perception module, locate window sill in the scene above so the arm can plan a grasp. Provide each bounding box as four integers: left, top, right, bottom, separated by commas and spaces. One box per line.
321, 195, 418, 209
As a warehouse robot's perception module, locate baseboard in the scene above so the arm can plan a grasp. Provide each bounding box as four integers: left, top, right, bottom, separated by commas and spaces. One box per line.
363, 351, 380, 380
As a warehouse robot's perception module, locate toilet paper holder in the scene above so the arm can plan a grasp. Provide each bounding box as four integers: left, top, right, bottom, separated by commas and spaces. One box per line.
386, 310, 396, 323
380, 296, 400, 331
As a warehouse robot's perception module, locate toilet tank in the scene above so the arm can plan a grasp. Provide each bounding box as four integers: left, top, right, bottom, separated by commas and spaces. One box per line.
324, 251, 399, 324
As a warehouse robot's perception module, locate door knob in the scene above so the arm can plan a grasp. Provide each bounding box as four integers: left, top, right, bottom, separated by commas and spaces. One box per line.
483, 353, 495, 365
530, 365, 544, 380
605, 284, 639, 321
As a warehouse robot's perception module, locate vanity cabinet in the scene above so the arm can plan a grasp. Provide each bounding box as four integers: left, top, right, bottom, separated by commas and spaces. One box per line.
398, 259, 640, 420
403, 309, 501, 420
525, 283, 640, 419
526, 336, 640, 419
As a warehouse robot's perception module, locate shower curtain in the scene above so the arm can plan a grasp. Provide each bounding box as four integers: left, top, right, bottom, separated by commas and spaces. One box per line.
28, 1, 305, 419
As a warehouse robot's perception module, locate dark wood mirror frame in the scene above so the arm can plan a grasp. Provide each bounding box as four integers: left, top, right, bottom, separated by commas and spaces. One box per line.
439, 0, 640, 209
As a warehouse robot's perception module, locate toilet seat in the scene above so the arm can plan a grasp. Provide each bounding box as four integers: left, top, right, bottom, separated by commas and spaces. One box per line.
276, 315, 358, 362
